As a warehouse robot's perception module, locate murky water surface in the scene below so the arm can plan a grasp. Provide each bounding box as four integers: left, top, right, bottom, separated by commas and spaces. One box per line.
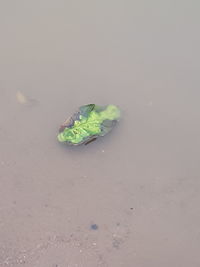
0, 1, 200, 266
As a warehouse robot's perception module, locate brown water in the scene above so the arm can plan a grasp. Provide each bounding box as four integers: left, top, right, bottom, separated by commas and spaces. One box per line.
0, 1, 200, 266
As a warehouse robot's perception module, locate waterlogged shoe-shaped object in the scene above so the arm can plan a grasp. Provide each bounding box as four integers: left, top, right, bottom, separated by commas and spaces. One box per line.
57, 104, 120, 145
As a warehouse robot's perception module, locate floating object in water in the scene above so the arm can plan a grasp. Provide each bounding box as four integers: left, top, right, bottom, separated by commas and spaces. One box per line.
57, 104, 120, 145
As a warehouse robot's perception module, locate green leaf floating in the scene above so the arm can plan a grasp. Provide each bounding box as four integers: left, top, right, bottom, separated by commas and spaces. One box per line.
57, 104, 120, 145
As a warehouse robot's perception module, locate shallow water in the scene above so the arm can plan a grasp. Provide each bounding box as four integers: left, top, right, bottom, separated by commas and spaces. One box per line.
0, 1, 200, 266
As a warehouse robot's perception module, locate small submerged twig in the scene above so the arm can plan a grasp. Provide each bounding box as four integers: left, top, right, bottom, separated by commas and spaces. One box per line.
16, 90, 38, 107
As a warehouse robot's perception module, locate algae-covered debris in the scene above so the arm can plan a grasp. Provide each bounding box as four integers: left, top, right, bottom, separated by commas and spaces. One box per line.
57, 104, 120, 145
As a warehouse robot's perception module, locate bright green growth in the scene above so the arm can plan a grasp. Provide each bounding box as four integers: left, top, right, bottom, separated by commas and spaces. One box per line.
57, 104, 120, 145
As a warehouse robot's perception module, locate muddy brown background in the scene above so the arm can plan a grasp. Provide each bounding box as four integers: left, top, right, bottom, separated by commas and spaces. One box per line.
0, 1, 200, 266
